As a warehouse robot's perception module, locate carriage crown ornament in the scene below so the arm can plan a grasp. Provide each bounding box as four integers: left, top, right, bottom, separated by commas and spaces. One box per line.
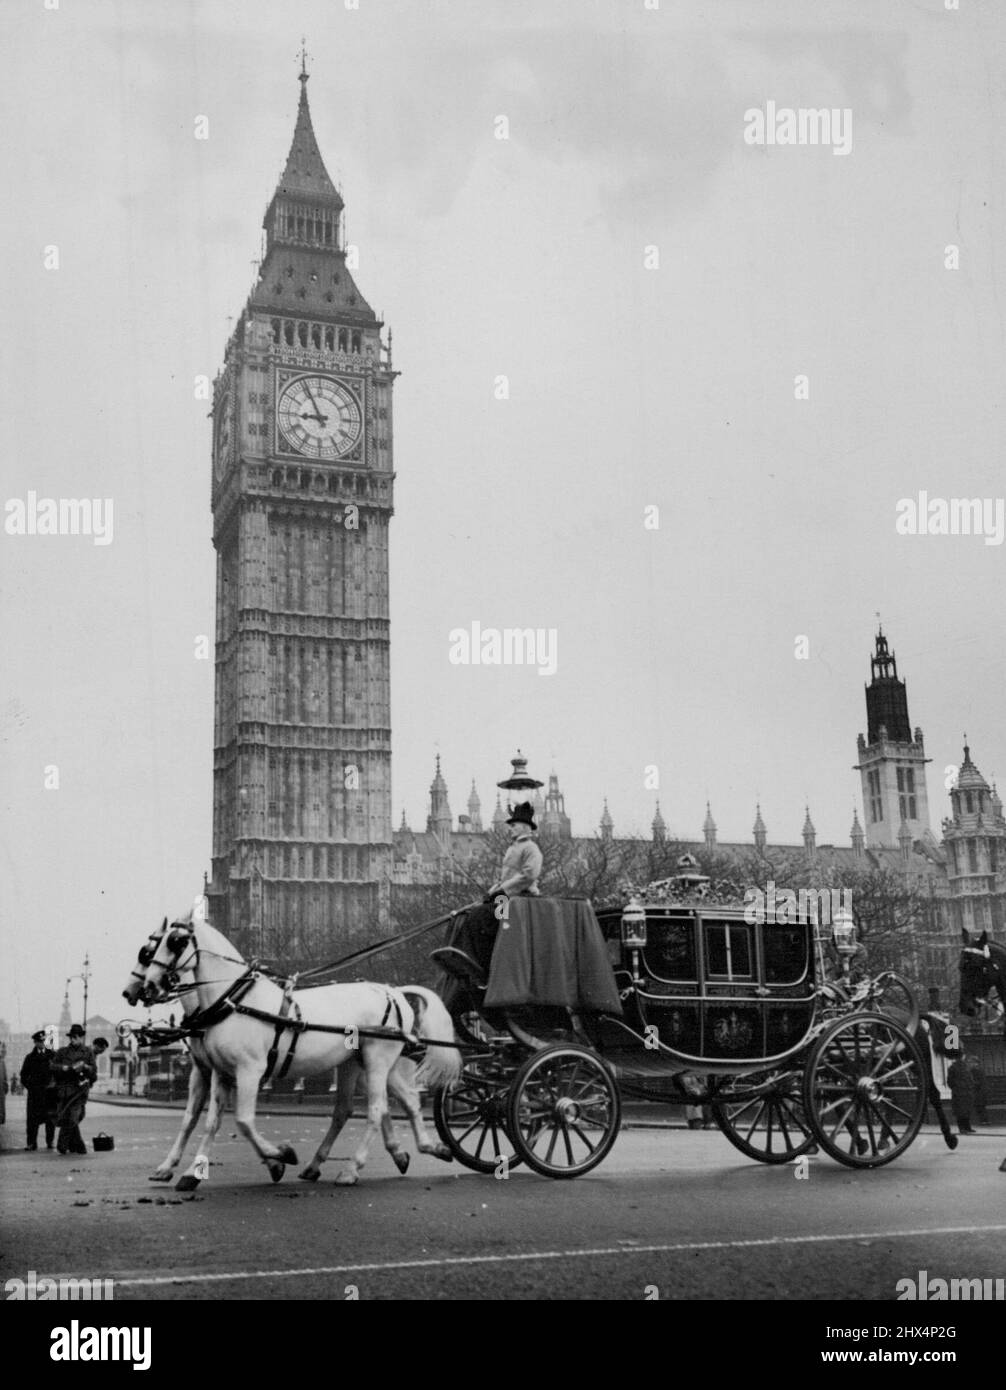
497, 749, 544, 815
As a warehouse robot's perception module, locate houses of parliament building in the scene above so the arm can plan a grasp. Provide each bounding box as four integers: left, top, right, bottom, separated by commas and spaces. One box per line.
203, 69, 1003, 1004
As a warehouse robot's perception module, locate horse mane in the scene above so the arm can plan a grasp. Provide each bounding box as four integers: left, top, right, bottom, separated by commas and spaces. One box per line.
174, 903, 245, 965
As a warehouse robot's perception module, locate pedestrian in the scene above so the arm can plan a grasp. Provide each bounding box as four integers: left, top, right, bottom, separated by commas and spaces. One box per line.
0, 1042, 7, 1128
50, 1025, 97, 1155
965, 1054, 989, 1125
20, 1030, 55, 1151
947, 1051, 976, 1135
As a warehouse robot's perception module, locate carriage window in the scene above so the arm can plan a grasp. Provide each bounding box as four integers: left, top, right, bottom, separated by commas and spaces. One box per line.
643, 919, 696, 981
706, 922, 753, 980
762, 926, 807, 984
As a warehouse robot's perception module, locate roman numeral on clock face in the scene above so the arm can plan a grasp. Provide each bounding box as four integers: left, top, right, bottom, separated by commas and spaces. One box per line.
277, 374, 362, 459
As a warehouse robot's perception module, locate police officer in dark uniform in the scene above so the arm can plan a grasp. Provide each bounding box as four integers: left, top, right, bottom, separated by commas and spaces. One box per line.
51, 1025, 97, 1155
20, 1030, 55, 1150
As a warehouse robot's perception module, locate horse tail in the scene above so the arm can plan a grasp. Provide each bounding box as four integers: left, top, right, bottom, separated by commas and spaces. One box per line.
400, 987, 461, 1094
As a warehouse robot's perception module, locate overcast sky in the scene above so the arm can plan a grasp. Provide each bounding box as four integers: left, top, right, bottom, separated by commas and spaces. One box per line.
2, 0, 1004, 1031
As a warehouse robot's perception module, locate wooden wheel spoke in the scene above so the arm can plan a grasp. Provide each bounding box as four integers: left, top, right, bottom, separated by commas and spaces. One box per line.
569, 1122, 599, 1153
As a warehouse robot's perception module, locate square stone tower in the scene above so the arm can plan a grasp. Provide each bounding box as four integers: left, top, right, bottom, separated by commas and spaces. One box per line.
853, 629, 931, 849
206, 65, 395, 962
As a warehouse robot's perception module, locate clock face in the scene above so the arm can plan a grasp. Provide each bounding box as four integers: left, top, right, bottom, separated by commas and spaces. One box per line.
214, 391, 234, 480
277, 375, 362, 460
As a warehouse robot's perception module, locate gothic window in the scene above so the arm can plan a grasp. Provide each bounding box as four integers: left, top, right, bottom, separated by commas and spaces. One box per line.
284, 321, 295, 346
351, 332, 361, 353
328, 475, 338, 493
338, 328, 348, 351
990, 841, 998, 873
968, 839, 979, 873
271, 319, 281, 343
867, 769, 883, 823
896, 767, 917, 821
272, 470, 282, 486
300, 470, 311, 489
966, 792, 974, 814
311, 324, 321, 348
298, 323, 308, 346
296, 217, 304, 237
324, 327, 334, 349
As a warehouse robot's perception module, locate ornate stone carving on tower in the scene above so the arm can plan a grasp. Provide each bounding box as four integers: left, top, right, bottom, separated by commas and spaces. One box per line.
941, 742, 1006, 936
853, 629, 931, 849
426, 756, 453, 847
207, 62, 395, 960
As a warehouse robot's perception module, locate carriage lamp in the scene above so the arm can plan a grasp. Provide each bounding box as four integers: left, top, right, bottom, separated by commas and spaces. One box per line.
621, 898, 648, 948
831, 907, 857, 959
497, 748, 544, 813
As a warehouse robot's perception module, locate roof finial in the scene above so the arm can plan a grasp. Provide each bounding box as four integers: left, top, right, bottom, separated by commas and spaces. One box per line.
298, 37, 309, 85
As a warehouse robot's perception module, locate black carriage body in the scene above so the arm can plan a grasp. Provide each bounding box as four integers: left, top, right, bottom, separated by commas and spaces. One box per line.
593, 903, 818, 1074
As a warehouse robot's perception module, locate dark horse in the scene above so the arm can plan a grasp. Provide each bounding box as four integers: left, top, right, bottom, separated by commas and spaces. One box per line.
958, 929, 1006, 1035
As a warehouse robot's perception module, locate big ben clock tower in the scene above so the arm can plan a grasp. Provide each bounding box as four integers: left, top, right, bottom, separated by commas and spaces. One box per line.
207, 61, 395, 962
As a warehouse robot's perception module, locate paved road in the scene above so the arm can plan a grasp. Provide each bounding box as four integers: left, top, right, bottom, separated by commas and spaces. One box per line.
2, 1099, 1004, 1300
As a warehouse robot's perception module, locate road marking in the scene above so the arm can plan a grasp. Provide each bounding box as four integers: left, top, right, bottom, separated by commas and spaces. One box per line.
113, 1223, 1006, 1288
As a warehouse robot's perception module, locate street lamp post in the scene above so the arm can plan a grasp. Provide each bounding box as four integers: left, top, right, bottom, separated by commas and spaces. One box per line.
65, 953, 91, 1032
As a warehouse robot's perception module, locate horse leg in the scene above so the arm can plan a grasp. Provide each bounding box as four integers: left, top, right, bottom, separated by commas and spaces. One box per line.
151, 1060, 209, 1181
337, 1044, 399, 1186
379, 1107, 410, 1174
299, 1061, 357, 1183
388, 1060, 451, 1163
176, 1073, 230, 1191
231, 1069, 298, 1184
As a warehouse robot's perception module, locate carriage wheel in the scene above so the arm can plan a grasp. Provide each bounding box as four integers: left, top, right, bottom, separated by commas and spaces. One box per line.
711, 1068, 816, 1164
433, 1056, 522, 1174
803, 1012, 926, 1169
868, 972, 920, 1036
506, 1045, 621, 1179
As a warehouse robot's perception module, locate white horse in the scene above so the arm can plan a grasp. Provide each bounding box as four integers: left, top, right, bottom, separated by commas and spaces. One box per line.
124, 905, 459, 1188
121, 916, 221, 1184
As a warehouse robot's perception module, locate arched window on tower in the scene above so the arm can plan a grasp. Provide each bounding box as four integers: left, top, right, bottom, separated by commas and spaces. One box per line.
351, 332, 361, 353
284, 321, 295, 346
271, 319, 281, 343
311, 324, 321, 349
298, 322, 308, 347
338, 328, 348, 352
324, 327, 334, 350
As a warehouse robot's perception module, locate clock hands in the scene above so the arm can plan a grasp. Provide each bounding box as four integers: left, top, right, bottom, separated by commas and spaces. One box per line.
300, 381, 330, 428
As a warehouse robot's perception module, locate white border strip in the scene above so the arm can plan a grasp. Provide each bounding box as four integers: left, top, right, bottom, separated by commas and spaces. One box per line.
113, 1224, 1006, 1287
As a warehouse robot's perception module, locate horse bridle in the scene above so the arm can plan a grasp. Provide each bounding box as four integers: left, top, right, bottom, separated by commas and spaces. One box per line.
960, 943, 1004, 1015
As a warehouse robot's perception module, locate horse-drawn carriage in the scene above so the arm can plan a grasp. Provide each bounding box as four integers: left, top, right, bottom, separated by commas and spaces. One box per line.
121, 869, 956, 1189
430, 878, 957, 1178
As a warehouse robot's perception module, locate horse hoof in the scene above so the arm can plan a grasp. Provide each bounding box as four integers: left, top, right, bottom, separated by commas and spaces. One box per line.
175, 1175, 201, 1192
432, 1144, 453, 1163
392, 1150, 410, 1175
278, 1144, 298, 1166
149, 1171, 173, 1183
298, 1168, 320, 1183
266, 1160, 285, 1183
334, 1170, 358, 1186
948, 1135, 959, 1150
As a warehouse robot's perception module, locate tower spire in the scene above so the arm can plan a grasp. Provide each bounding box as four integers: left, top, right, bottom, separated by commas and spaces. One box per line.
299, 37, 309, 85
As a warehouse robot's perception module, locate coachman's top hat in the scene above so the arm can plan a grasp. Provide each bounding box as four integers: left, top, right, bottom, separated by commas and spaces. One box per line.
506, 801, 537, 831
68, 1024, 86, 1038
